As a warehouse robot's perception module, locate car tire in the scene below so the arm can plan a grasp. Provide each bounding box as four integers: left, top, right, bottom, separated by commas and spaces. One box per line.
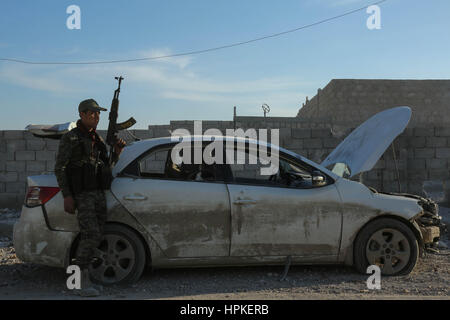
354, 217, 419, 276
87, 223, 147, 285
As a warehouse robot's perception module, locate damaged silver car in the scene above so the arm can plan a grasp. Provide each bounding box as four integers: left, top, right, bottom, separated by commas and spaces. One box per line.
14, 107, 443, 285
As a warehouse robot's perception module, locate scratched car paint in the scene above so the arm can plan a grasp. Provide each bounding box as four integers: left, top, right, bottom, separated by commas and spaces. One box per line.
13, 107, 443, 284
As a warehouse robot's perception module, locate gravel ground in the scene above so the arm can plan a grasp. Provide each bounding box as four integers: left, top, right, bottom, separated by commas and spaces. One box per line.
0, 209, 449, 300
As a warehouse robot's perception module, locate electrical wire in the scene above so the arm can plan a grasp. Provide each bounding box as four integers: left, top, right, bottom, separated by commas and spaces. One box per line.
0, 0, 387, 65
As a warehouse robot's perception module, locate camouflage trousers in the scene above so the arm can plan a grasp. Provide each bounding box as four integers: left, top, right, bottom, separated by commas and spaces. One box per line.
74, 190, 107, 269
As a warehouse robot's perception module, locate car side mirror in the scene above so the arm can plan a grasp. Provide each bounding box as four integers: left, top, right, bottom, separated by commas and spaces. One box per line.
312, 171, 326, 187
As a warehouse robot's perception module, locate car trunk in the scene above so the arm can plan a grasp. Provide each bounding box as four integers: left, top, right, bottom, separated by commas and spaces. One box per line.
26, 175, 79, 232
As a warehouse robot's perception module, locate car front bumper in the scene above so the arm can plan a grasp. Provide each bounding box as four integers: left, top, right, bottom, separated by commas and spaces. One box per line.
13, 205, 77, 268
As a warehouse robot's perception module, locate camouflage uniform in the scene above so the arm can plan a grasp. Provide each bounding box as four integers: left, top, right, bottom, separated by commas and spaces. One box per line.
74, 190, 107, 267
55, 119, 118, 269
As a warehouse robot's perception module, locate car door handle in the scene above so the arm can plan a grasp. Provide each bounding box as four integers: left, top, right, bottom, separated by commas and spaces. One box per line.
123, 195, 148, 201
233, 199, 257, 205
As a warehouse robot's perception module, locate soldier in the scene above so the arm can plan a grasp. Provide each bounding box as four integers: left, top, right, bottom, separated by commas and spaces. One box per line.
55, 99, 126, 297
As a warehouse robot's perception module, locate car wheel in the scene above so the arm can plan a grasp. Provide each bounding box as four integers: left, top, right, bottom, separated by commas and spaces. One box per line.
88, 224, 146, 285
354, 217, 419, 276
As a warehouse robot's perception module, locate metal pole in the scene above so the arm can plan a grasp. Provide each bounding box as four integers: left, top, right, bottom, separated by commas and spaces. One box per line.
392, 141, 401, 193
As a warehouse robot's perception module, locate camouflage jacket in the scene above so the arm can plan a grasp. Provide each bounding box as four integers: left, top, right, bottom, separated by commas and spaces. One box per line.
54, 120, 119, 197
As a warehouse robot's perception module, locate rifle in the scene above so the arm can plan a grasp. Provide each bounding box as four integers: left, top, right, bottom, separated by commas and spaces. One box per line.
106, 76, 137, 165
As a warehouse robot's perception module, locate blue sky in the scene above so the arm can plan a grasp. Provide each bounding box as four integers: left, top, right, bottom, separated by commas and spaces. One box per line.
0, 0, 449, 129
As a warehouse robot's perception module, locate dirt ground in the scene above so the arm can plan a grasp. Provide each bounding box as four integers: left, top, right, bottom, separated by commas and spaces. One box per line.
0, 208, 449, 300
0, 236, 448, 300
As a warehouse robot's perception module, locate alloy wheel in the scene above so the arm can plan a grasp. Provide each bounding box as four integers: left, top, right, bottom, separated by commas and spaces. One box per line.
365, 228, 411, 275
90, 234, 137, 284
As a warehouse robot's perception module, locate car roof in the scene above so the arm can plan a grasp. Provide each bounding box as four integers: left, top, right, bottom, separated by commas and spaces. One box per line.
112, 135, 338, 179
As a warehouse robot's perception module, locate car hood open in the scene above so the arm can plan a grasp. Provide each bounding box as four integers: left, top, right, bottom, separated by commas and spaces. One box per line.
321, 106, 411, 178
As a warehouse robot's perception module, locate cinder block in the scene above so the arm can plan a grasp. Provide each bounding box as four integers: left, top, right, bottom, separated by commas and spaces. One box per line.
409, 137, 426, 148
436, 148, 450, 159
0, 182, 4, 193
415, 148, 435, 159
395, 137, 409, 149
3, 131, 24, 139
23, 131, 40, 140
6, 182, 26, 193
382, 170, 396, 181
45, 140, 60, 151
408, 159, 426, 170
311, 129, 331, 138
284, 139, 303, 150
426, 137, 447, 148
385, 159, 406, 170
292, 128, 311, 139
15, 151, 35, 161
21, 172, 41, 182
414, 128, 434, 137
27, 139, 46, 151
428, 169, 450, 180
278, 128, 291, 140
403, 128, 414, 137
6, 161, 26, 172
0, 172, 18, 182
407, 181, 425, 197
304, 138, 322, 149
435, 127, 450, 137
407, 170, 428, 181
323, 138, 341, 148
19, 172, 31, 182
36, 151, 56, 161
26, 161, 46, 172
406, 149, 415, 159
46, 160, 56, 172
153, 129, 171, 138
426, 159, 447, 169
6, 140, 26, 152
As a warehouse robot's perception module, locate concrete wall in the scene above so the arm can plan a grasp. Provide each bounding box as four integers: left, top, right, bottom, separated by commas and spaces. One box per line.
297, 79, 450, 128
2, 119, 450, 208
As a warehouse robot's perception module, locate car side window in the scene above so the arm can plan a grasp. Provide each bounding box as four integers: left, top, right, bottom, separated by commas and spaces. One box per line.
165, 145, 227, 183
136, 143, 228, 182
227, 148, 320, 189
138, 148, 170, 178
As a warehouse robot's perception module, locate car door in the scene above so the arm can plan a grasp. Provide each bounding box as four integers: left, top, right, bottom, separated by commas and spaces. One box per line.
111, 144, 231, 258
226, 145, 343, 260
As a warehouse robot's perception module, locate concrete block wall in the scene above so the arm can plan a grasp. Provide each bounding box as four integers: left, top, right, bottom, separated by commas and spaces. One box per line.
297, 79, 450, 128
0, 130, 60, 208
0, 129, 153, 209
1, 122, 450, 208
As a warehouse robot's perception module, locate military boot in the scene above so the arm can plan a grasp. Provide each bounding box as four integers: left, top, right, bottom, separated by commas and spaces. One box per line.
73, 268, 100, 297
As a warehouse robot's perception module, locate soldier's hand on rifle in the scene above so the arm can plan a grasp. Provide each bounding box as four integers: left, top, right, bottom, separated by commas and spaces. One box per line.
114, 138, 126, 155
64, 196, 75, 214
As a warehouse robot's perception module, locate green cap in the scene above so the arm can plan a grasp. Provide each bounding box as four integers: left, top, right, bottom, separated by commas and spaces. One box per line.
78, 99, 107, 113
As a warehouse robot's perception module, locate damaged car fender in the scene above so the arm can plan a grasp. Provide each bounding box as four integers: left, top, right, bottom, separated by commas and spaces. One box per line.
334, 177, 424, 264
